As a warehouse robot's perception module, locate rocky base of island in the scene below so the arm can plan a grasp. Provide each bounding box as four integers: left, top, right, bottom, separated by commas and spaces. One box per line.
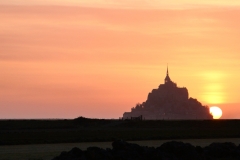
52, 140, 240, 160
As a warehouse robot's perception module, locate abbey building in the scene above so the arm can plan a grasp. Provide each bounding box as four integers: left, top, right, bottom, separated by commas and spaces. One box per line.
123, 67, 213, 120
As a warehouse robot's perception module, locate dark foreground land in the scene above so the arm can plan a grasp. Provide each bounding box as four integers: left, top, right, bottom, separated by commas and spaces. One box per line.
1, 117, 240, 145
53, 140, 240, 160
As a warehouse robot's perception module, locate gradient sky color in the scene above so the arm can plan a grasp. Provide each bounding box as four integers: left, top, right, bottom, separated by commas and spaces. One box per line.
1, 0, 240, 119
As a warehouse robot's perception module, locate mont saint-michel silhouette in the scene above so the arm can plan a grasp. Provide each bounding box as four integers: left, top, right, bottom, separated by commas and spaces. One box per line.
123, 67, 213, 120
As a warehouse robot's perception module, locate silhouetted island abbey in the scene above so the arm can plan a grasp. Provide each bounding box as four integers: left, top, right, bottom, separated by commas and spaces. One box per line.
123, 67, 213, 120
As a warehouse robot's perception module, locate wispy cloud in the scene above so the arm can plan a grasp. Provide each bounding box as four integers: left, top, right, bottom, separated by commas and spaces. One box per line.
1, 0, 240, 8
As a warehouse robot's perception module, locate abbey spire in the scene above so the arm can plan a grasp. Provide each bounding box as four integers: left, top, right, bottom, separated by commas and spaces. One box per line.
167, 65, 169, 75
165, 65, 171, 84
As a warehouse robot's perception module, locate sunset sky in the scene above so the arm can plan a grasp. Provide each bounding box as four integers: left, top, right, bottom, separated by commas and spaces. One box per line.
1, 0, 240, 119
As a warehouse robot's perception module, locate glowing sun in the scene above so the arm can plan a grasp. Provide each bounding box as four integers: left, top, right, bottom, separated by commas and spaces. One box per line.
210, 106, 222, 119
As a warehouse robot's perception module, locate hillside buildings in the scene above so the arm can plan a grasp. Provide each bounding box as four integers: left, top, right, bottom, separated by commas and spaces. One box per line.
123, 67, 213, 120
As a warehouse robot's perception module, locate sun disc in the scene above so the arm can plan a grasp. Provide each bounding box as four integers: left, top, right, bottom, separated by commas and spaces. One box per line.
210, 106, 222, 119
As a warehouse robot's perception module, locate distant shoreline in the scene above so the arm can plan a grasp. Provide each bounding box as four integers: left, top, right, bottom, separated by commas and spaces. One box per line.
1, 119, 240, 145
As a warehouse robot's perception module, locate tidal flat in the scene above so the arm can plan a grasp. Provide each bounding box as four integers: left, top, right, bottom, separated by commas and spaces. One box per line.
1, 119, 240, 145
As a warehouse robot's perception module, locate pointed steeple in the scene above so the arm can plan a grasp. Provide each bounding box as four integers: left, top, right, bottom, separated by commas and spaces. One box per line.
167, 64, 169, 75
165, 64, 171, 84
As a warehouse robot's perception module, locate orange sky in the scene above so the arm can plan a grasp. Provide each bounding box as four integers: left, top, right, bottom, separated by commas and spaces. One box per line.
1, 1, 240, 119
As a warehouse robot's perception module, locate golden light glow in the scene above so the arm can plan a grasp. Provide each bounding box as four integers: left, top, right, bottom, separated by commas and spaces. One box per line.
202, 92, 225, 104
199, 71, 227, 104
210, 106, 223, 119
200, 72, 225, 81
